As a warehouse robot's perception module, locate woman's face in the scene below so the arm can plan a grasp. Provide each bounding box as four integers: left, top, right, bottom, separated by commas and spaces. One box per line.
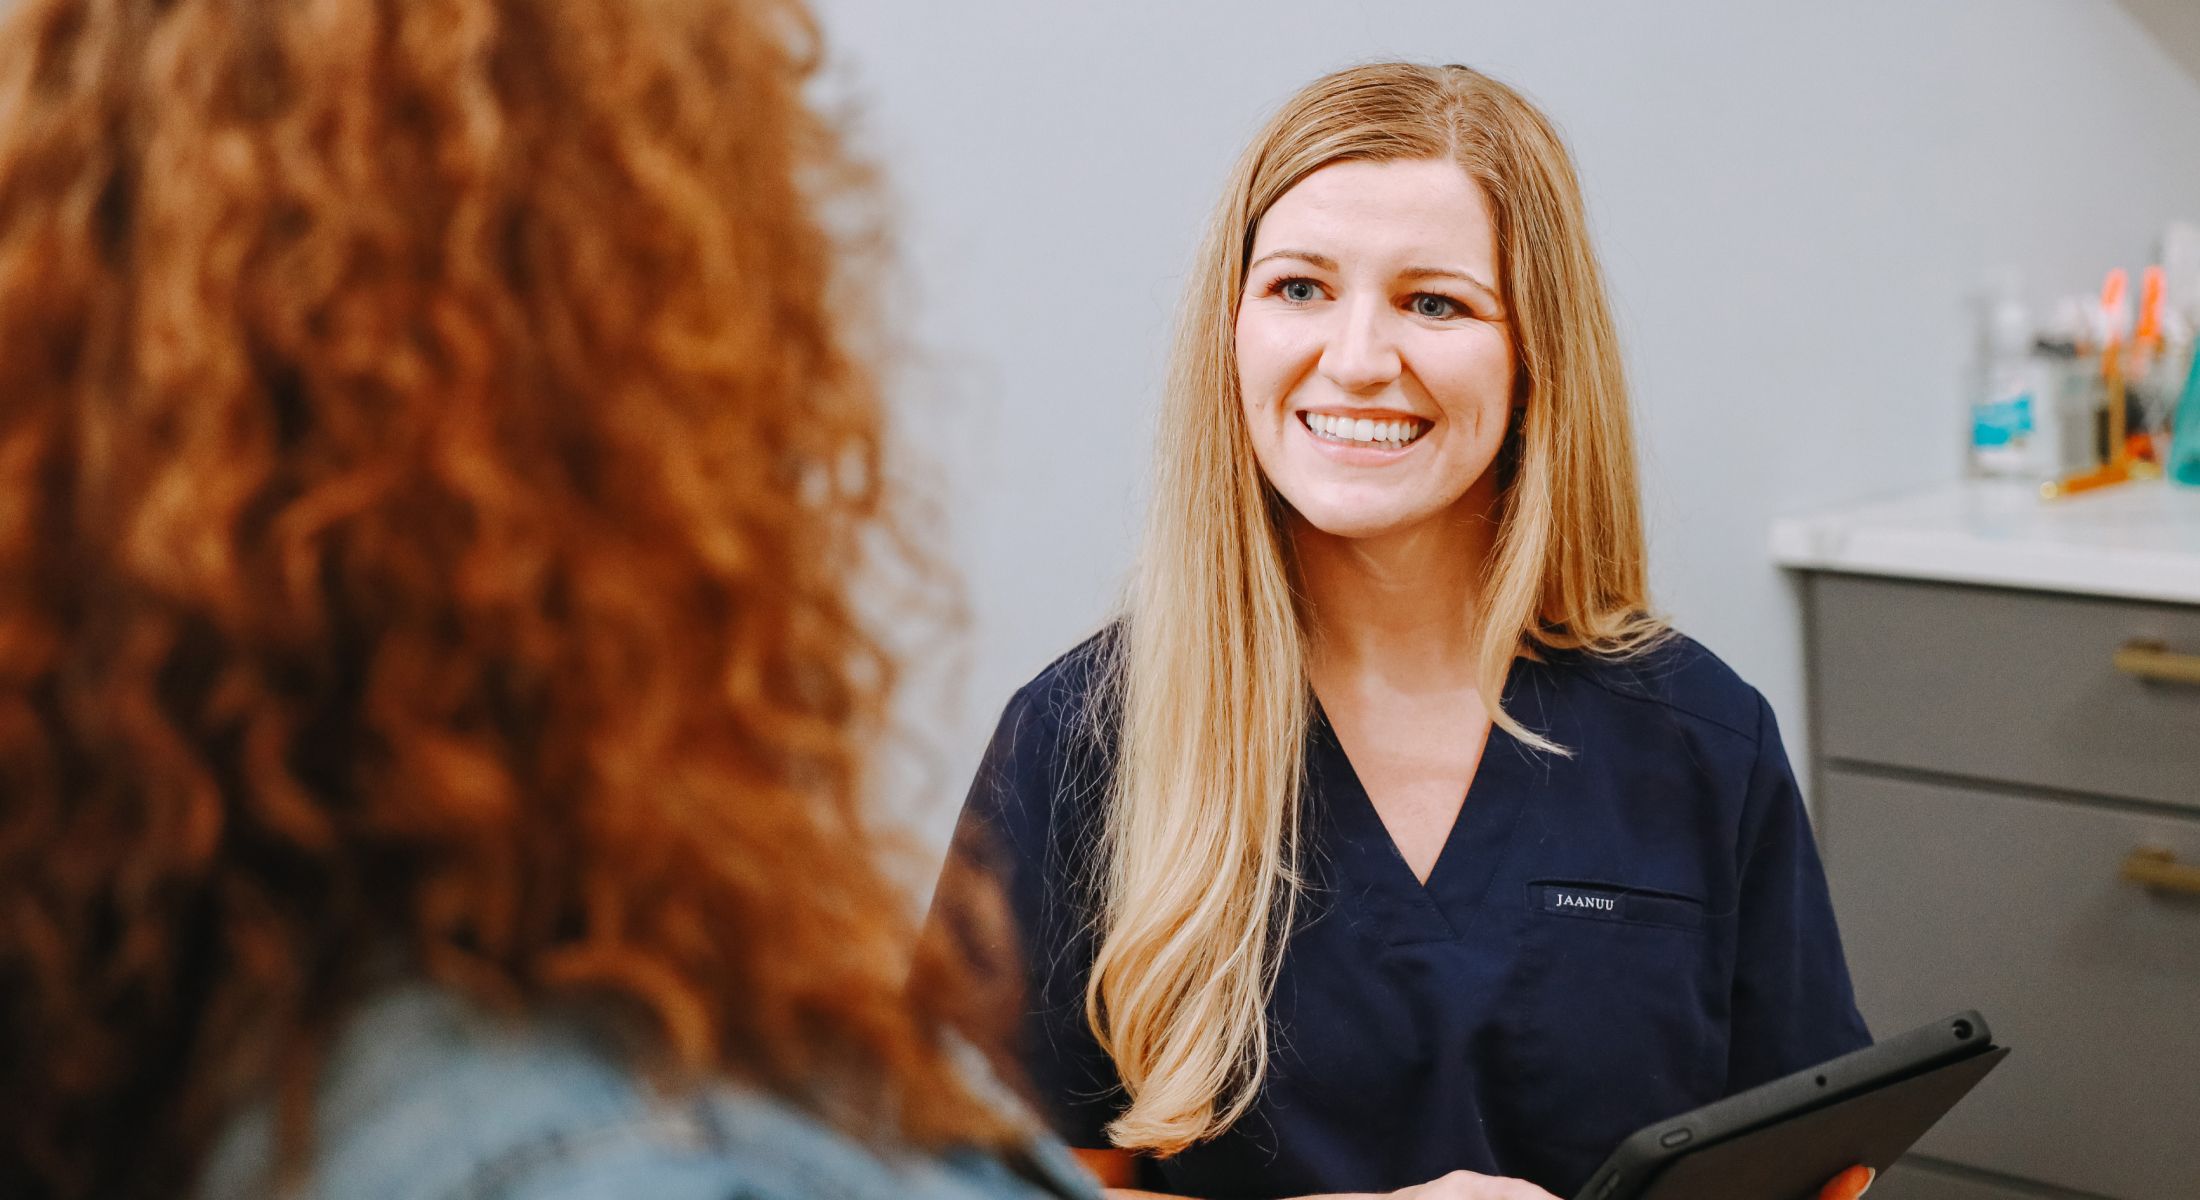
1235, 157, 1516, 542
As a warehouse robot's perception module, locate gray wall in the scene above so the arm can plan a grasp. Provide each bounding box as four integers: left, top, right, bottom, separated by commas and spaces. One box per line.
812, 0, 2200, 841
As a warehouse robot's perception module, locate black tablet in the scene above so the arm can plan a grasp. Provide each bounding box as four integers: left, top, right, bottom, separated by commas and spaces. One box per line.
1572, 1012, 2008, 1200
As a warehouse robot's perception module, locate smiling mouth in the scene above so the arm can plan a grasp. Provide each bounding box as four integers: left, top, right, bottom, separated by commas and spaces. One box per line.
1299, 411, 1431, 449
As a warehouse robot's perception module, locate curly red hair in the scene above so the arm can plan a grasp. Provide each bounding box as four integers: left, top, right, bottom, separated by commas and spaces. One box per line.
0, 0, 1012, 1195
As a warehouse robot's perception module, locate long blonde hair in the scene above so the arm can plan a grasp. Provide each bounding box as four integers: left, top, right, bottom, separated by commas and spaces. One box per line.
1088, 62, 1665, 1155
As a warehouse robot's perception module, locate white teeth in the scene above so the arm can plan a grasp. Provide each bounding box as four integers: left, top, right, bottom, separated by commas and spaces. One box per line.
1304, 412, 1426, 447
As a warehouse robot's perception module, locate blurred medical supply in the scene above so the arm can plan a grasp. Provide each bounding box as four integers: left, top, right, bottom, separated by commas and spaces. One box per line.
1969, 223, 2200, 497
1968, 273, 2056, 480
2171, 329, 2200, 485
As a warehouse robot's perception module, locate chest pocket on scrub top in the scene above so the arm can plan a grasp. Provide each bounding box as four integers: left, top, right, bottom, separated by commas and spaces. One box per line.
1511, 879, 1721, 1155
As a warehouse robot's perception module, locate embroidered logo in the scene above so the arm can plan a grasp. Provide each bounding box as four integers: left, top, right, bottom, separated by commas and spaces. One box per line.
1537, 884, 1625, 919
1528, 881, 1706, 930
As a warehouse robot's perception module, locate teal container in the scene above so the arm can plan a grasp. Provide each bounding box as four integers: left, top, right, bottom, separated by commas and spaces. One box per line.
2174, 342, 2200, 486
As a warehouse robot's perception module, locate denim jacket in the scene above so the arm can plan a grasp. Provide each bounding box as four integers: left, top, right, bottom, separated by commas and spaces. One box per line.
195, 984, 1098, 1200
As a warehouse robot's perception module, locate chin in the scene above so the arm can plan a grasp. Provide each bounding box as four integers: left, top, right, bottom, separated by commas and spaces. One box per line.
1286, 499, 1429, 541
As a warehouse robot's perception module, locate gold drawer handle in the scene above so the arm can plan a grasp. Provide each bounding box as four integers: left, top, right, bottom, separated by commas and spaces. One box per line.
2122, 847, 2200, 896
2113, 641, 2200, 687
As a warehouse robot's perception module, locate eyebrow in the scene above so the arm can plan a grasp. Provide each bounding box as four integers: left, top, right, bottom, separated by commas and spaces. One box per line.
1248, 249, 1339, 273
1400, 266, 1500, 303
1248, 250, 1500, 304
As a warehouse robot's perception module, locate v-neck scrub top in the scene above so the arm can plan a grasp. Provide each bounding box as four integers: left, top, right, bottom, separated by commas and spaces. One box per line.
946, 629, 1870, 1199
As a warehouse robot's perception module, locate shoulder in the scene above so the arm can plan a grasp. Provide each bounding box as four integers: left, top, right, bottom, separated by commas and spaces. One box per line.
1543, 629, 1769, 748
969, 627, 1122, 815
196, 985, 1046, 1200
994, 626, 1121, 747
950, 628, 1126, 918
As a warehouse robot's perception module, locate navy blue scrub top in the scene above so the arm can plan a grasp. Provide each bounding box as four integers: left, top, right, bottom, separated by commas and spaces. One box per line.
944, 629, 1870, 1199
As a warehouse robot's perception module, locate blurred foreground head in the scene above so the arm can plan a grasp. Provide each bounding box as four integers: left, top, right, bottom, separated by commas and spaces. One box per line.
0, 1, 1005, 1195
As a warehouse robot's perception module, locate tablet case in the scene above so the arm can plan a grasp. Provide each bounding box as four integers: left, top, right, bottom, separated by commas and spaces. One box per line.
1575, 1012, 2008, 1200
1627, 1048, 2007, 1200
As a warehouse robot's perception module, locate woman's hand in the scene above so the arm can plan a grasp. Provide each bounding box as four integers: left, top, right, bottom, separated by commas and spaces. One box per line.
1389, 1171, 1560, 1200
1092, 1161, 1872, 1200
1378, 1161, 1871, 1200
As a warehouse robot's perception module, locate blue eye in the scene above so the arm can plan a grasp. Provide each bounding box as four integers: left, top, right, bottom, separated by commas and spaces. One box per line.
1412, 293, 1462, 319
1279, 279, 1320, 303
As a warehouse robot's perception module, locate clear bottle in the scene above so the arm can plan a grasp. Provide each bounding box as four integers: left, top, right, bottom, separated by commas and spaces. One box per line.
1969, 277, 2058, 480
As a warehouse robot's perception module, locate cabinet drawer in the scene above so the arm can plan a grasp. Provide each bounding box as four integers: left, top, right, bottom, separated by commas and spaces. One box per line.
1810, 575, 2200, 812
1822, 769, 2200, 1198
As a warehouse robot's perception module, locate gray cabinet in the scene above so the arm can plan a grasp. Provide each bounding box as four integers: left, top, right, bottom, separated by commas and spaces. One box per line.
1801, 572, 2200, 1200
1812, 575, 2200, 810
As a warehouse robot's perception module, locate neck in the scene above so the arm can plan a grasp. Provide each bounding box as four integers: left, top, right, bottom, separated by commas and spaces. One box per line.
1293, 474, 1502, 687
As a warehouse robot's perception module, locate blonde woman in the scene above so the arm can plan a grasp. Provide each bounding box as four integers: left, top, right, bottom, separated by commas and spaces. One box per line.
945, 64, 1872, 1200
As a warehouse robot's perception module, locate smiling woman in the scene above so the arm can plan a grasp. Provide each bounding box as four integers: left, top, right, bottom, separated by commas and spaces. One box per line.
939, 62, 1873, 1200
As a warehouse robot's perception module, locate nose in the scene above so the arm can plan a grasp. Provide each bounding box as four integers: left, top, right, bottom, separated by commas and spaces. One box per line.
1316, 295, 1401, 394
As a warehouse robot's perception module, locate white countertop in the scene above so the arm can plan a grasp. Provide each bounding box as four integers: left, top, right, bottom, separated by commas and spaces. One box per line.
1769, 479, 2200, 605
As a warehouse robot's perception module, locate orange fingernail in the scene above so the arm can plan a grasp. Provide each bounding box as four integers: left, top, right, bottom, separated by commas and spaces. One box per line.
1819, 1165, 1876, 1200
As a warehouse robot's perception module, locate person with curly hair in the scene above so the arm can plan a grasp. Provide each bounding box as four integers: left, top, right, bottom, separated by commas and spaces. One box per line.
0, 1, 1091, 1198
